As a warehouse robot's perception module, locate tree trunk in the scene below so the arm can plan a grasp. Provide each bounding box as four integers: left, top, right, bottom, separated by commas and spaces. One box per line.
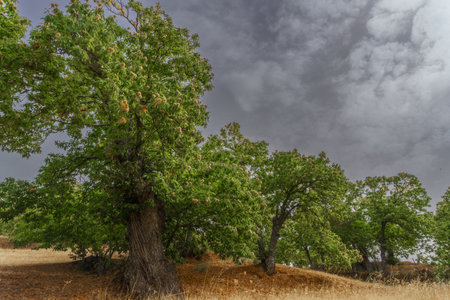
379, 221, 388, 272
263, 218, 283, 275
358, 246, 372, 272
257, 231, 267, 268
122, 194, 183, 298
179, 227, 195, 258
318, 254, 326, 271
387, 249, 396, 265
304, 246, 315, 269
264, 249, 277, 276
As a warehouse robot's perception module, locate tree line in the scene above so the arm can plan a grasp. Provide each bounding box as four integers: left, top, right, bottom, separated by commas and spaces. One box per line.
0, 0, 448, 298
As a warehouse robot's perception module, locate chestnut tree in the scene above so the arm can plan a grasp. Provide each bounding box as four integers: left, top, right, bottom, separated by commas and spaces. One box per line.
256, 150, 348, 275
358, 173, 433, 271
0, 0, 213, 297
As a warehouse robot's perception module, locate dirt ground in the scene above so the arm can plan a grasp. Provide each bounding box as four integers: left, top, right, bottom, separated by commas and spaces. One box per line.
179, 252, 372, 299
0, 236, 448, 300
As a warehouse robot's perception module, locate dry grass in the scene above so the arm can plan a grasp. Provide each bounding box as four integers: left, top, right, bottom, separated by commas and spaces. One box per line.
0, 237, 448, 300
90, 282, 450, 300
0, 248, 71, 266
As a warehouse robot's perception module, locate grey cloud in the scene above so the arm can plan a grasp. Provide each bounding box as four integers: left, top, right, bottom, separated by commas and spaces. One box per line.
5, 0, 450, 207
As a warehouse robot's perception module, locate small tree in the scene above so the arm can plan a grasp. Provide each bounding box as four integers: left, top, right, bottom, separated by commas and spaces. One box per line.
0, 178, 127, 273
256, 150, 348, 275
359, 173, 433, 271
0, 0, 213, 297
277, 212, 360, 271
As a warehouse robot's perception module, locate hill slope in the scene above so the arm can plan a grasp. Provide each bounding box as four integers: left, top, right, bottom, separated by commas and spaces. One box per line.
179, 252, 371, 298
0, 237, 448, 299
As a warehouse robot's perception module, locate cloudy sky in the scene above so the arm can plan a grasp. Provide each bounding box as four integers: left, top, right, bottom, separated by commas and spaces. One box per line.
2, 0, 450, 208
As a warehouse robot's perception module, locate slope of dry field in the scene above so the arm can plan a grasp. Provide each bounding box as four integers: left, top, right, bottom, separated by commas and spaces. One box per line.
0, 237, 449, 299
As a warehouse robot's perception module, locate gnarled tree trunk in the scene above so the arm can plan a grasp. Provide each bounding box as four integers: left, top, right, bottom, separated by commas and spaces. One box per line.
122, 193, 183, 298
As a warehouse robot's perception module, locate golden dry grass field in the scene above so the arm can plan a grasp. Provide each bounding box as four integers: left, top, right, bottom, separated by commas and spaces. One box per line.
0, 236, 449, 299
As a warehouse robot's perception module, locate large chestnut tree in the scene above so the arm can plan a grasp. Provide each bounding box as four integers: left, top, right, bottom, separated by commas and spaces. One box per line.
0, 0, 213, 297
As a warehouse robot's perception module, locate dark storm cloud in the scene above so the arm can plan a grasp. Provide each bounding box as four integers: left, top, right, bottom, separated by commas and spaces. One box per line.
161, 0, 450, 207
3, 0, 450, 207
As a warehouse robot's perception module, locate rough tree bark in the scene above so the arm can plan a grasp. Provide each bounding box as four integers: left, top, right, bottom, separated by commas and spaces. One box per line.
122, 191, 183, 298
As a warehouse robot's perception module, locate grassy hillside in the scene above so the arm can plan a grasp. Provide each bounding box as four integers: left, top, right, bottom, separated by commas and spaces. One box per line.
0, 237, 448, 299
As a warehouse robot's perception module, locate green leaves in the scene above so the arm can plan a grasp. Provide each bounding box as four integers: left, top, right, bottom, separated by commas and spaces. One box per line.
259, 150, 348, 217
0, 0, 28, 41
278, 213, 361, 270
357, 173, 433, 264
434, 188, 450, 278
1, 0, 212, 160
0, 178, 39, 222
0, 179, 127, 259
255, 149, 351, 273
162, 123, 268, 262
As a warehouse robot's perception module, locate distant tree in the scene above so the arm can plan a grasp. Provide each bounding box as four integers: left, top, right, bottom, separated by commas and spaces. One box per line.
0, 0, 213, 297
332, 185, 378, 272
0, 179, 31, 237
359, 173, 433, 271
0, 178, 36, 222
256, 150, 348, 275
434, 188, 450, 279
0, 178, 127, 273
277, 211, 360, 271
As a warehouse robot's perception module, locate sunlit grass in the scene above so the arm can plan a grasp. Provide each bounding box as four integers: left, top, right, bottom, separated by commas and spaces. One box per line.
88, 281, 450, 300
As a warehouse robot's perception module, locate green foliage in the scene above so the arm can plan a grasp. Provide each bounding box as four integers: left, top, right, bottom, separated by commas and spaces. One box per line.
163, 123, 268, 262
278, 213, 361, 270
358, 173, 433, 265
259, 150, 349, 221
0, 219, 13, 236
255, 149, 352, 273
434, 188, 450, 279
0, 0, 213, 174
333, 184, 380, 268
268, 153, 360, 271
0, 178, 127, 261
0, 178, 38, 222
